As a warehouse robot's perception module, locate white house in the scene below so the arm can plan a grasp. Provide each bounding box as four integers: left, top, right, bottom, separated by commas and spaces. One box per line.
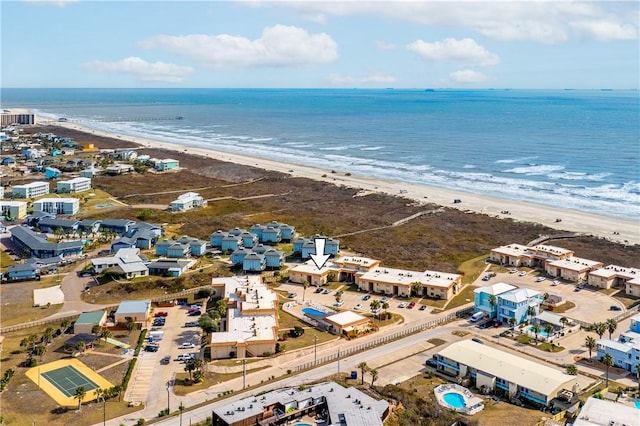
33, 197, 80, 215
11, 181, 50, 198
170, 192, 207, 212
56, 177, 91, 194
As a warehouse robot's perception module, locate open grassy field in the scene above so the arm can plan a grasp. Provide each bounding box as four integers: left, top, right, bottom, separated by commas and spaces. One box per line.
0, 277, 65, 326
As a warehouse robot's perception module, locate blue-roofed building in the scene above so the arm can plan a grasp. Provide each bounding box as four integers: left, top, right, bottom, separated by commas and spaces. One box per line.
37, 218, 79, 234
167, 243, 189, 258
1, 157, 16, 166
155, 239, 173, 257
147, 259, 192, 277
240, 232, 258, 249
264, 249, 285, 269
252, 244, 268, 255
221, 235, 241, 252
261, 226, 282, 244
187, 239, 207, 256
473, 283, 517, 319
6, 263, 40, 281
114, 300, 151, 324
74, 310, 107, 335
100, 219, 136, 235
243, 252, 266, 272
111, 236, 136, 253
209, 230, 228, 248
249, 224, 265, 240
228, 227, 246, 237
278, 224, 296, 241
44, 167, 61, 179
78, 219, 101, 234
230, 248, 250, 266
497, 288, 542, 325
292, 237, 306, 254
325, 237, 340, 256
301, 240, 317, 259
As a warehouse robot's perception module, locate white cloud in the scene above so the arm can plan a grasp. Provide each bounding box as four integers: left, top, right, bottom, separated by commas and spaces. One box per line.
23, 0, 78, 6
327, 72, 396, 86
375, 40, 396, 50
571, 20, 638, 41
407, 38, 499, 66
257, 1, 638, 44
83, 57, 194, 83
448, 69, 489, 84
139, 25, 338, 68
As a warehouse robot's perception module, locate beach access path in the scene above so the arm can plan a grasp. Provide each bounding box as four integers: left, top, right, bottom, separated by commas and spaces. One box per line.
49, 120, 640, 245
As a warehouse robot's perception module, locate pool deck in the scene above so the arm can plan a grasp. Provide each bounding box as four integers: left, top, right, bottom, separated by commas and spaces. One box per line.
434, 384, 484, 415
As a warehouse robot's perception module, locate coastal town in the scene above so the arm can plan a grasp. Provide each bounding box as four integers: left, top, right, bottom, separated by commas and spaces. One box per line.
1, 111, 640, 426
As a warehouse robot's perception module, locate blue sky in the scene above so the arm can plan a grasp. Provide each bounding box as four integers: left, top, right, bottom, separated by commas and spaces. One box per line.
2, 0, 638, 89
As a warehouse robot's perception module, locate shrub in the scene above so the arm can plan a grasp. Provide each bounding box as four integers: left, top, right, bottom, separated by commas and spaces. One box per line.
122, 358, 137, 389
137, 419, 146, 425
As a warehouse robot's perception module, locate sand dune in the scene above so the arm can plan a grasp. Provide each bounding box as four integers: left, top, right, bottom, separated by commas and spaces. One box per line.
48, 120, 640, 245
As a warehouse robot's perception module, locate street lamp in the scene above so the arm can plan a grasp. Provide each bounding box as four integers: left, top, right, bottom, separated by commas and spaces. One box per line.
166, 383, 170, 414
179, 402, 184, 426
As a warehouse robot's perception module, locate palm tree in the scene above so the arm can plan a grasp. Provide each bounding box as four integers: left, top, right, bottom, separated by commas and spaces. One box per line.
302, 280, 310, 301
544, 324, 554, 340
531, 324, 541, 343
527, 306, 537, 320
126, 321, 137, 335
74, 386, 86, 411
634, 364, 640, 391
508, 317, 517, 329
410, 282, 423, 297
602, 353, 614, 387
184, 359, 196, 381
100, 329, 113, 342
91, 324, 102, 335
488, 294, 497, 317
585, 336, 596, 359
370, 300, 381, 319
594, 322, 607, 339
606, 318, 617, 339
75, 341, 86, 355
370, 369, 378, 387
382, 301, 390, 316
560, 317, 568, 330
566, 364, 578, 375
335, 290, 344, 303
358, 362, 368, 385
60, 319, 71, 334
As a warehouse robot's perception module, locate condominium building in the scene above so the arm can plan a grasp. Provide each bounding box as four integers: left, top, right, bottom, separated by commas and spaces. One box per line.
0, 201, 28, 219
11, 181, 50, 198
33, 197, 80, 215
56, 177, 91, 193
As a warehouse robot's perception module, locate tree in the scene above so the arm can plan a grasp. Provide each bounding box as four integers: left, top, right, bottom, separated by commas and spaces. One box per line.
42, 327, 55, 344
544, 324, 554, 340
508, 317, 517, 329
358, 362, 368, 385
606, 318, 617, 339
60, 319, 71, 334
370, 300, 381, 318
75, 341, 86, 355
594, 322, 607, 339
488, 294, 497, 312
585, 336, 596, 359
335, 290, 344, 303
100, 329, 113, 342
560, 317, 568, 330
199, 315, 219, 334
635, 364, 640, 392
91, 324, 102, 335
566, 364, 578, 375
527, 306, 537, 319
370, 369, 378, 387
302, 280, 310, 301
410, 282, 423, 297
382, 301, 389, 315
215, 299, 227, 318
531, 324, 541, 343
602, 353, 614, 387
32, 345, 46, 360
126, 321, 137, 335
74, 386, 86, 411
184, 359, 196, 381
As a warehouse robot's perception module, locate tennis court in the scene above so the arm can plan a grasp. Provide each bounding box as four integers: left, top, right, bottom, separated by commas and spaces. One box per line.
26, 359, 115, 406
42, 365, 99, 397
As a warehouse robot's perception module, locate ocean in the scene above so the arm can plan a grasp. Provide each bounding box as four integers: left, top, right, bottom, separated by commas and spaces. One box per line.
2, 88, 639, 220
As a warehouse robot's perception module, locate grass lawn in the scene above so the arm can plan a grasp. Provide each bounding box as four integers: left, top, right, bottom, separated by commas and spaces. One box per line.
550, 301, 576, 314
172, 366, 270, 396
0, 277, 67, 326
442, 284, 477, 310
457, 254, 490, 284
612, 291, 640, 309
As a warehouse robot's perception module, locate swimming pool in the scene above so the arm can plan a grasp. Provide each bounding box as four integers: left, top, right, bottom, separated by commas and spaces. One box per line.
302, 307, 326, 317
443, 392, 466, 409
528, 326, 550, 337
635, 400, 640, 409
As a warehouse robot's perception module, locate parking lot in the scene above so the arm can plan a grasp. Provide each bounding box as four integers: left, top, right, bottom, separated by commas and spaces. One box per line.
275, 282, 439, 323
479, 269, 625, 324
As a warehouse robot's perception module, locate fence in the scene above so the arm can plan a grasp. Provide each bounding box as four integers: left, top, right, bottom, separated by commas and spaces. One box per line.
295, 305, 474, 372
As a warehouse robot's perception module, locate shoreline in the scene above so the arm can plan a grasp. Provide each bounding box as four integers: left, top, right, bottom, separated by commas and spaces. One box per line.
43, 119, 639, 245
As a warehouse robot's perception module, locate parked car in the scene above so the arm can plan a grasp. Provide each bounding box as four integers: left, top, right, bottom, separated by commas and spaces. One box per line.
518, 271, 526, 277
160, 355, 171, 365
407, 302, 416, 309
471, 337, 484, 344
380, 296, 388, 303
398, 302, 407, 308
322, 289, 331, 294
188, 310, 201, 316
482, 275, 491, 281
509, 269, 518, 274
610, 305, 622, 311
185, 321, 199, 327
354, 304, 363, 310
144, 345, 159, 352
419, 305, 427, 311
362, 295, 371, 301
536, 277, 546, 282
154, 311, 168, 317
288, 293, 297, 299
180, 342, 196, 349
334, 300, 344, 307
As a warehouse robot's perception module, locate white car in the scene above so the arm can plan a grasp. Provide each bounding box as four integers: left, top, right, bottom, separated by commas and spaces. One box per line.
518, 271, 526, 277
552, 280, 561, 286
180, 342, 196, 349
398, 302, 407, 308
536, 277, 546, 282
509, 269, 518, 274
354, 304, 363, 310
334, 300, 344, 307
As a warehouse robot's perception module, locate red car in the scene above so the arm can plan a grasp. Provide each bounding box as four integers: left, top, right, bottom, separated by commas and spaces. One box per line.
407, 302, 416, 309
154, 311, 168, 317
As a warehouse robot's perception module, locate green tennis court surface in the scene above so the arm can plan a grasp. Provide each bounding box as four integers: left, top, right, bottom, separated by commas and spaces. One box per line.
42, 365, 99, 397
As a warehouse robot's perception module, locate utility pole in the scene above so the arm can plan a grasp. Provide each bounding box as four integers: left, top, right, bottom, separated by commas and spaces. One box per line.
314, 335, 318, 365
242, 358, 246, 389
179, 402, 184, 426
337, 348, 340, 374
166, 383, 170, 414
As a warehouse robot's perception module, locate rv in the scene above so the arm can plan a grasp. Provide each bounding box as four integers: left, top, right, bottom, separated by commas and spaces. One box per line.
469, 312, 485, 323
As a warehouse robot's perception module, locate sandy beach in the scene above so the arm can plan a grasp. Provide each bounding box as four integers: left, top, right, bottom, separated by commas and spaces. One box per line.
45, 120, 639, 245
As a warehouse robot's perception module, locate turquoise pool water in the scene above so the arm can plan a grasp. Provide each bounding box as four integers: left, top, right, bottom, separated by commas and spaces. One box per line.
528, 326, 550, 337
294, 424, 312, 426
635, 400, 640, 409
443, 392, 466, 409
302, 307, 326, 317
